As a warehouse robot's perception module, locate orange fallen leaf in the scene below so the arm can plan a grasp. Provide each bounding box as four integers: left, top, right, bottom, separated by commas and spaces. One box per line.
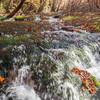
83, 81, 87, 85
89, 82, 93, 85
86, 27, 88, 29
73, 67, 79, 70
56, 40, 59, 42
59, 55, 61, 57
13, 31, 17, 34
0, 76, 5, 84
89, 88, 97, 94
83, 77, 87, 81
17, 38, 19, 39
68, 69, 70, 71
71, 69, 74, 72
55, 51, 58, 54
44, 85, 47, 89
76, 70, 80, 75
30, 40, 34, 42
74, 30, 81, 33
28, 27, 33, 33
2, 48, 7, 52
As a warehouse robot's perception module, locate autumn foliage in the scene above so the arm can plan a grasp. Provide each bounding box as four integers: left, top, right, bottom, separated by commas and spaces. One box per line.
69, 67, 98, 94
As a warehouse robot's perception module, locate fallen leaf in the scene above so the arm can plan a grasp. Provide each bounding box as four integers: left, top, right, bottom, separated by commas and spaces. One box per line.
2, 48, 7, 52
0, 76, 5, 84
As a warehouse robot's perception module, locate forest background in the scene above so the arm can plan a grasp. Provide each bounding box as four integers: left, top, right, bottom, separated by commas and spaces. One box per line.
0, 0, 100, 33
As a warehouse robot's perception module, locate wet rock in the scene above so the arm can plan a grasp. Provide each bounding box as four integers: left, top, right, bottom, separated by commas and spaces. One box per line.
7, 70, 18, 82
7, 70, 34, 88
24, 72, 34, 88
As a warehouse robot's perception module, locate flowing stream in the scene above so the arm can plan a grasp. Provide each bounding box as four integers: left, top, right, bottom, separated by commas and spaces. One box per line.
0, 15, 100, 100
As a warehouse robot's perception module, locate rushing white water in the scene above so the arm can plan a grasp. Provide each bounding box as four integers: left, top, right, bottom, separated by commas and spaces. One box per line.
59, 82, 79, 100
0, 66, 41, 100
83, 46, 100, 81
2, 85, 41, 100
39, 18, 100, 99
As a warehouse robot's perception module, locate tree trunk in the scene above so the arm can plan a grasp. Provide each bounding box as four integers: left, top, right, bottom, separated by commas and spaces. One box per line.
87, 0, 92, 11
51, 0, 56, 12
6, 0, 12, 13
38, 0, 46, 12
1, 0, 26, 21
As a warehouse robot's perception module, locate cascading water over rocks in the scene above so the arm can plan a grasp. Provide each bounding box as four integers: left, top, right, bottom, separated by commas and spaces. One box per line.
0, 15, 100, 100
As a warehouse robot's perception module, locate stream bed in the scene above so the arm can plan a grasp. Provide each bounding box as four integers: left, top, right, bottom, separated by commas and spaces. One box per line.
0, 15, 100, 100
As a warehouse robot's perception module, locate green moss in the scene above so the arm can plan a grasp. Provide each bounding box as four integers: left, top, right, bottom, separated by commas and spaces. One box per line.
62, 16, 79, 21
94, 17, 99, 19
0, 16, 5, 20
0, 34, 34, 46
92, 76, 100, 88
92, 76, 97, 81
86, 16, 89, 19
35, 40, 52, 49
91, 13, 95, 16
94, 24, 100, 31
95, 81, 100, 88
15, 16, 25, 21
80, 16, 85, 19
0, 36, 17, 46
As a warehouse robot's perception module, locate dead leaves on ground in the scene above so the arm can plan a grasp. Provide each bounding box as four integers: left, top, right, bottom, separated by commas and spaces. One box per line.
69, 67, 98, 94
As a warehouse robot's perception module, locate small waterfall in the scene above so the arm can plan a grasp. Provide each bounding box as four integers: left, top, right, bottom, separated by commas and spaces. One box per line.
0, 16, 100, 100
